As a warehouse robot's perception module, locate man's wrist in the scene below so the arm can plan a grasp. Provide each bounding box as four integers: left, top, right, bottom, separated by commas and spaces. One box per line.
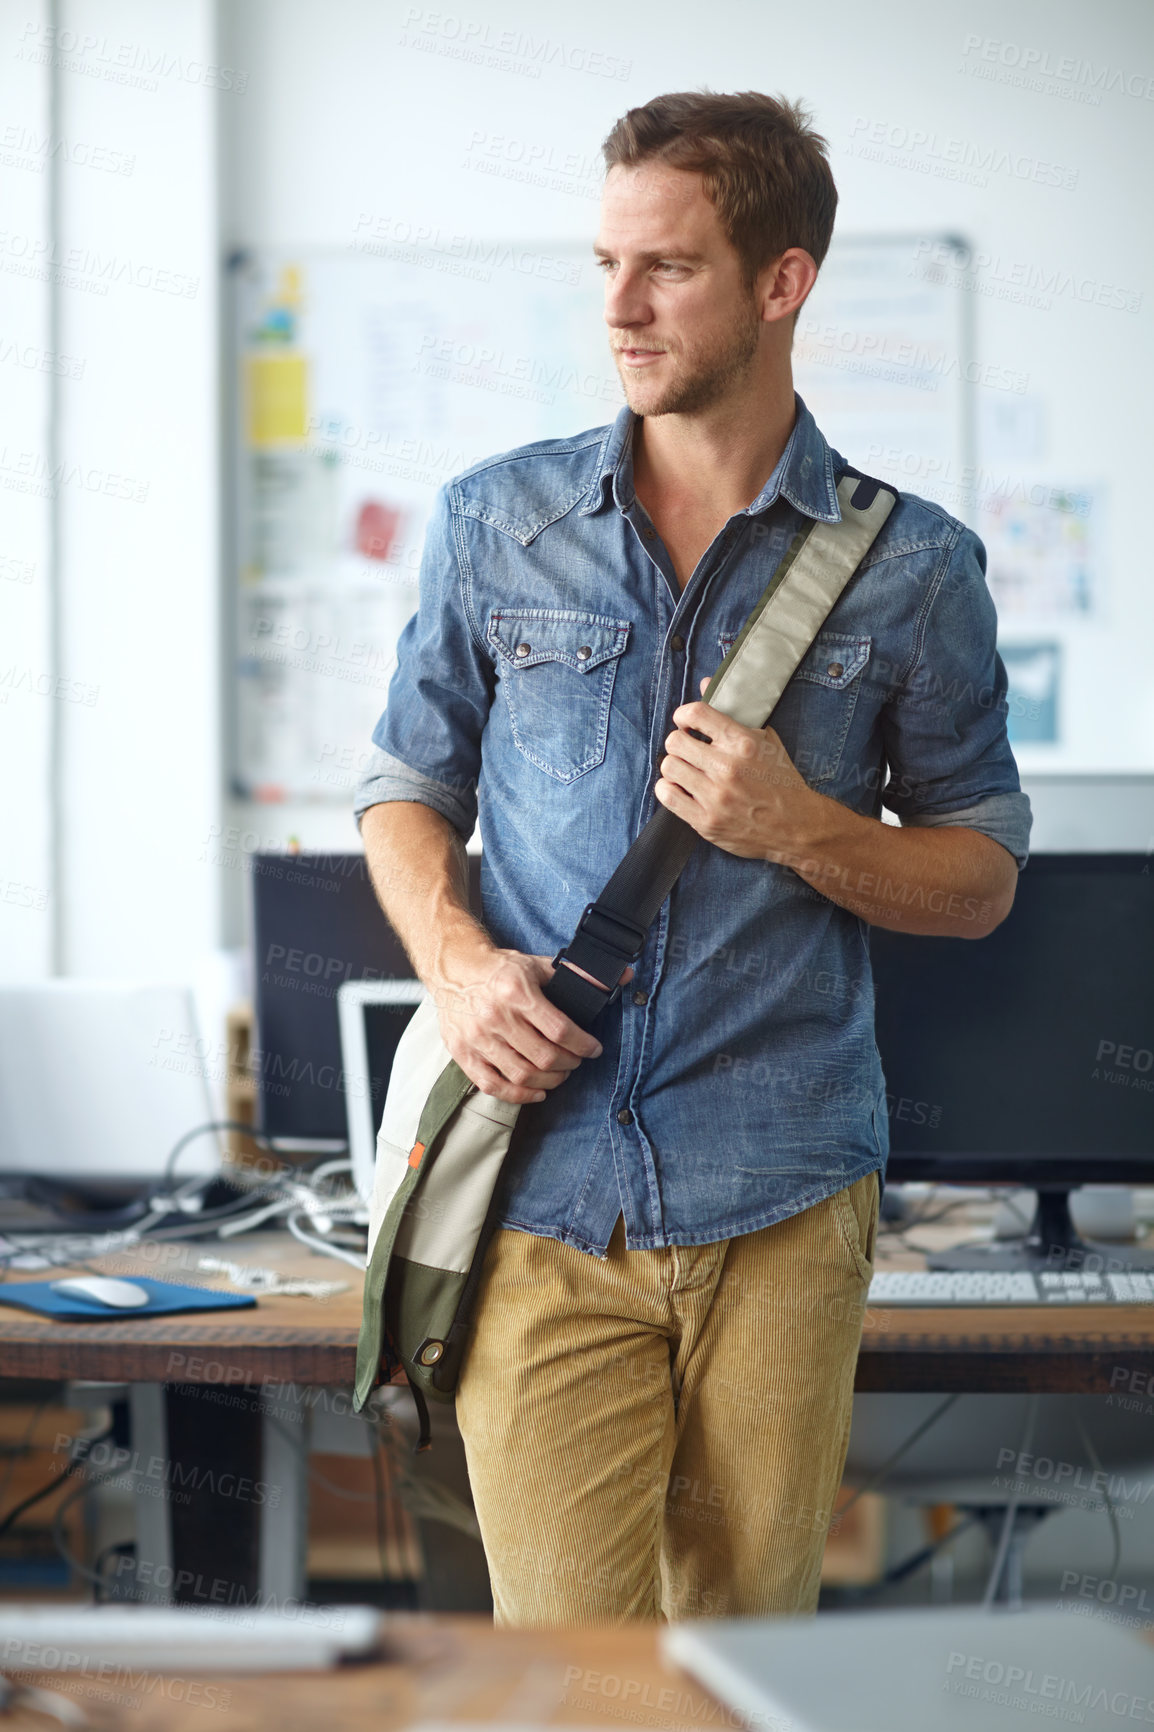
768, 785, 859, 869
420, 915, 497, 995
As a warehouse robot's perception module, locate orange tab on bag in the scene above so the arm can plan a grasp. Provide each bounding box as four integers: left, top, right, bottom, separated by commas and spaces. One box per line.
408, 1142, 425, 1169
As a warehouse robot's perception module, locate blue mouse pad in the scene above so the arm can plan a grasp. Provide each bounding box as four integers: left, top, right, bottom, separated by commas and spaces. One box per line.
0, 1279, 258, 1321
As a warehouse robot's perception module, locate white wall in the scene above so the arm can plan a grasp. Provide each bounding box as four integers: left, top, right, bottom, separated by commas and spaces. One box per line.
0, 0, 55, 977
1, 0, 223, 983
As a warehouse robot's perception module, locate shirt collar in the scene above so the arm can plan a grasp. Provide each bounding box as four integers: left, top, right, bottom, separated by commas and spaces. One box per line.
577, 390, 841, 524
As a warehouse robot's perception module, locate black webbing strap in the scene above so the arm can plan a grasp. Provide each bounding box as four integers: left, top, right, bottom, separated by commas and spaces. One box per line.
542, 805, 698, 1026
541, 466, 894, 1031
409, 1379, 433, 1452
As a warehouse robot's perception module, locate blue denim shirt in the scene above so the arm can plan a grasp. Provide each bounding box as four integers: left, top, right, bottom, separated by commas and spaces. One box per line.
354, 392, 1032, 1256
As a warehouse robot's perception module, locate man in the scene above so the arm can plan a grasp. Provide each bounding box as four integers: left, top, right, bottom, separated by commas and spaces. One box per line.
354, 90, 1031, 1625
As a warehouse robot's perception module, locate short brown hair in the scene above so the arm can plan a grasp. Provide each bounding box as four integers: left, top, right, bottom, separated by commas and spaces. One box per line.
601, 90, 838, 293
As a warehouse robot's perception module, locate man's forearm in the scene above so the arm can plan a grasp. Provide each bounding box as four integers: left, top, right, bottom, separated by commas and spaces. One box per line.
656, 695, 1019, 939
360, 800, 603, 1104
777, 794, 1018, 938
359, 801, 493, 987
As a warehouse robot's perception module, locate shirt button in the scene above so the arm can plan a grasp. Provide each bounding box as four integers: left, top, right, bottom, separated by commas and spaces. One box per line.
827, 660, 844, 678
616, 1107, 634, 1126
632, 989, 648, 1006
576, 644, 592, 660
516, 642, 531, 658
643, 525, 656, 540
670, 634, 685, 652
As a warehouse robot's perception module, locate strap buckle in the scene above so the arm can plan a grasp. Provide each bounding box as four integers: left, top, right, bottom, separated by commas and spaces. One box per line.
552, 901, 647, 1007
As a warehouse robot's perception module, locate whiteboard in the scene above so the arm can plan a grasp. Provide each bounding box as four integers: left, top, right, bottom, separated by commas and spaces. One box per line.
227, 236, 978, 802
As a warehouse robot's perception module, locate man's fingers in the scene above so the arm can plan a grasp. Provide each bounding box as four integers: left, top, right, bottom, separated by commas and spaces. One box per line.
488, 1022, 582, 1079
671, 698, 734, 742
659, 752, 709, 798
524, 957, 605, 1057
465, 1053, 548, 1105
481, 1034, 572, 1090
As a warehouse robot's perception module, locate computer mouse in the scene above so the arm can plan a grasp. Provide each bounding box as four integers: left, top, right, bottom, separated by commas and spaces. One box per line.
50, 1276, 151, 1309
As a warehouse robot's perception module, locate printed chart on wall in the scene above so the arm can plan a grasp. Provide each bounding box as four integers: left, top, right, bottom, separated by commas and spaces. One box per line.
229, 235, 1109, 800
794, 234, 1111, 771
228, 243, 613, 802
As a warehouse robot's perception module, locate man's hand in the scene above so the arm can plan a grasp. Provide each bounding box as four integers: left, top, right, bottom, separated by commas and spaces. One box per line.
430, 941, 630, 1105
653, 677, 1017, 938
653, 676, 819, 859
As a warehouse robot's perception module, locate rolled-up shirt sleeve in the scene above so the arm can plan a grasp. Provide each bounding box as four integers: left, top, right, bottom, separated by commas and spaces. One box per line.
881, 525, 1032, 868
353, 483, 492, 839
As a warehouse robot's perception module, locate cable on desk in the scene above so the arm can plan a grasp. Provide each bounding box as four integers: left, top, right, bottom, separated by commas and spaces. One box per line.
877, 1185, 1031, 1251
824, 1510, 984, 1606
0, 1145, 367, 1277
158, 1118, 286, 1192
0, 1428, 112, 1541
981, 1392, 1039, 1610
834, 1394, 960, 1523
50, 1464, 133, 1591
1073, 1407, 1123, 1586
0, 1397, 51, 1518
285, 1212, 366, 1270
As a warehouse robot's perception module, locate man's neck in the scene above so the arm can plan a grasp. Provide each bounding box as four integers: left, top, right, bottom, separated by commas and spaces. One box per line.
631, 377, 798, 519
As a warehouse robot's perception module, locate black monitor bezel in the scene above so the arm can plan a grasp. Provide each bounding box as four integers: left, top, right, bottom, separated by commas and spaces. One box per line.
875, 851, 1154, 1187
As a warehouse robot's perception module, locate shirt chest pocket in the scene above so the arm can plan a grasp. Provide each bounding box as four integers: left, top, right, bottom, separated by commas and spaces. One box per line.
488, 608, 632, 783
717, 628, 871, 787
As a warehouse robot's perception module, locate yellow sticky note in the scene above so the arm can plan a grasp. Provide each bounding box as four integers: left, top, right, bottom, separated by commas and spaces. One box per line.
246, 352, 308, 447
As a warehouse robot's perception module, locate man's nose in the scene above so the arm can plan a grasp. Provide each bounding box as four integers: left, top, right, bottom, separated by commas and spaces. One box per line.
604, 269, 652, 331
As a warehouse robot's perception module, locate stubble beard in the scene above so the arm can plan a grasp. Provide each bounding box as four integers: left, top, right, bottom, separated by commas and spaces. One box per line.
615, 296, 763, 417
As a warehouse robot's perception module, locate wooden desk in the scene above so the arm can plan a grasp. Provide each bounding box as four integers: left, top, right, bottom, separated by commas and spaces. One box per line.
0, 1234, 362, 1387
0, 1615, 706, 1732
4, 1226, 1154, 1397
858, 1211, 1154, 1393
13, 1603, 1154, 1732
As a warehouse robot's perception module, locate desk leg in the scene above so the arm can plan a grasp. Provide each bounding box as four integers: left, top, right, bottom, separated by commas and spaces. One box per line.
123, 1385, 310, 1608
162, 1384, 263, 1605
258, 1390, 309, 1601
127, 1385, 173, 1601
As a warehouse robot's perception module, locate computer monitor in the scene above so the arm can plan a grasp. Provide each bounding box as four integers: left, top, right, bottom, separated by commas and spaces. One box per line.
249, 851, 480, 1148
870, 852, 1154, 1271
336, 980, 427, 1203
0, 982, 220, 1204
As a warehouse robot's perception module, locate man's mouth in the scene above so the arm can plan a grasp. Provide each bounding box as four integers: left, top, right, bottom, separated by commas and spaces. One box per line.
617, 347, 667, 367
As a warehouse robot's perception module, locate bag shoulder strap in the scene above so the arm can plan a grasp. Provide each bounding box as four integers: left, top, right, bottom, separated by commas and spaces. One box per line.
543, 467, 897, 1026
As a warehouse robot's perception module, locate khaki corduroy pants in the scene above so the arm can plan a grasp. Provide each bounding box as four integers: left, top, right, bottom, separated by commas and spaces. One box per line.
454, 1170, 879, 1626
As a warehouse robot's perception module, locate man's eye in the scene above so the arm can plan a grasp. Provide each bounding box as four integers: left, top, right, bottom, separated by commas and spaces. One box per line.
596, 258, 617, 272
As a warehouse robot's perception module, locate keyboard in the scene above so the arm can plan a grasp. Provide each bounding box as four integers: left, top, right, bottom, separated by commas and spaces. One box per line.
867, 1269, 1154, 1306
0, 1604, 383, 1671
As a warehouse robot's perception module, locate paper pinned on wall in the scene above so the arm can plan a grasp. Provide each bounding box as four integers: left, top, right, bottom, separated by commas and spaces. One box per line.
246, 353, 310, 448
1001, 641, 1061, 745
981, 483, 1100, 618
